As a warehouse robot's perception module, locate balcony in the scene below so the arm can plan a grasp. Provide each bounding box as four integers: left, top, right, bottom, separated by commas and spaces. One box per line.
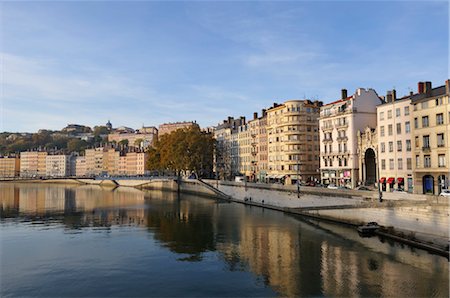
322, 138, 333, 143
336, 136, 348, 142
422, 146, 431, 152
335, 123, 348, 129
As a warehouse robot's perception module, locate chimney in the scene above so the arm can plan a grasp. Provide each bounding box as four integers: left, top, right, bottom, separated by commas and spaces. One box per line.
341, 89, 348, 99
227, 116, 232, 123
424, 81, 432, 96
273, 102, 278, 108
253, 112, 258, 120
392, 89, 397, 101
418, 82, 425, 94
262, 109, 266, 116
409, 91, 414, 96
386, 91, 393, 103
446, 79, 450, 95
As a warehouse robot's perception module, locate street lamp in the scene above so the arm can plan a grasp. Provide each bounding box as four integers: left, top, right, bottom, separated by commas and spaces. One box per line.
297, 156, 300, 198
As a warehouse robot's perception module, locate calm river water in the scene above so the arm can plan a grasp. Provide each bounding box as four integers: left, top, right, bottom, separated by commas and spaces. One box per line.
0, 183, 448, 297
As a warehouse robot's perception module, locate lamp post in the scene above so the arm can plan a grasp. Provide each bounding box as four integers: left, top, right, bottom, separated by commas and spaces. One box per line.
297, 156, 300, 198
376, 153, 383, 202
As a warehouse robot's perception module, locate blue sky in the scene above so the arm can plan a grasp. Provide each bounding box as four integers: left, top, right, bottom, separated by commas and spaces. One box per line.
1, 1, 448, 132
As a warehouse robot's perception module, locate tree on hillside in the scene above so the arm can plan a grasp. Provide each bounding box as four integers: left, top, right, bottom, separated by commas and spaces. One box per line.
146, 127, 214, 178
67, 139, 88, 153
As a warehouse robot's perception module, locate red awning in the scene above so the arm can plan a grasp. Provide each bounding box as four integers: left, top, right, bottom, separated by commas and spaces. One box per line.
397, 177, 404, 184
387, 177, 395, 184
379, 177, 386, 183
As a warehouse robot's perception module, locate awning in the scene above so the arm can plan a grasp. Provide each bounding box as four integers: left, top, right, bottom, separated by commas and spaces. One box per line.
276, 175, 285, 179
379, 177, 386, 183
387, 177, 395, 184
397, 177, 404, 184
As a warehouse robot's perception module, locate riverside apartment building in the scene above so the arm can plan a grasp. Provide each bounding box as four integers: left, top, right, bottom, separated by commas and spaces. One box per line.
320, 88, 382, 189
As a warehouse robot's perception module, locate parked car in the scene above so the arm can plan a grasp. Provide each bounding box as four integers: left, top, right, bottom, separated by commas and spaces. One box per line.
327, 184, 338, 189
439, 189, 450, 197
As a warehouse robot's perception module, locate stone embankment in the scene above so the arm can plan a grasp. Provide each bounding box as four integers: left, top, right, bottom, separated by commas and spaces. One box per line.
199, 179, 449, 257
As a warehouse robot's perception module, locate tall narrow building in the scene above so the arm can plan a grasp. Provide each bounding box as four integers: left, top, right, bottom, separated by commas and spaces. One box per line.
266, 100, 323, 185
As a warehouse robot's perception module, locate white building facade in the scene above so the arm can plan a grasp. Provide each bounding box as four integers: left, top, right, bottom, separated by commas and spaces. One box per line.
320, 88, 381, 188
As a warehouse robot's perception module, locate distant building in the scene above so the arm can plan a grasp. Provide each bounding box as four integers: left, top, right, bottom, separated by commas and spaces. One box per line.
0, 156, 20, 178
319, 88, 381, 188
85, 148, 104, 176
106, 120, 113, 131
108, 126, 158, 149
158, 121, 199, 136
213, 117, 245, 180
46, 154, 71, 177
74, 156, 87, 177
20, 151, 48, 177
411, 80, 450, 194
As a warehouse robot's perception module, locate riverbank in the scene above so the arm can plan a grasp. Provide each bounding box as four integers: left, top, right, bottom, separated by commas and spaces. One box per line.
3, 177, 449, 257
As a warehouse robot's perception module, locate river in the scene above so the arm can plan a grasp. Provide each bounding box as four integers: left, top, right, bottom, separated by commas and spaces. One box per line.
0, 183, 448, 297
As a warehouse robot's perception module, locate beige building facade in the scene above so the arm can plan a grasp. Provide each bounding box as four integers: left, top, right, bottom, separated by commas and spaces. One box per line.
46, 154, 70, 177
376, 93, 413, 192
267, 100, 322, 184
158, 121, 199, 136
320, 88, 381, 188
85, 148, 105, 176
411, 81, 450, 194
247, 111, 268, 182
20, 151, 48, 177
108, 128, 157, 149
0, 156, 20, 178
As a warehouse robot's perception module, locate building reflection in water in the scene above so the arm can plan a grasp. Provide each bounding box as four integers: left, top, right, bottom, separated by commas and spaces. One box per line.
0, 183, 448, 297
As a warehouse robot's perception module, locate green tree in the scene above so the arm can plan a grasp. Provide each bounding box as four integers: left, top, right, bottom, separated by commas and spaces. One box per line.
118, 139, 129, 147
67, 139, 88, 153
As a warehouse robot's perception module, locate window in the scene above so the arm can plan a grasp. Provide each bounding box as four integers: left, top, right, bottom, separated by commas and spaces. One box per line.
405, 121, 410, 133
381, 142, 385, 153
388, 124, 393, 136
437, 133, 445, 147
338, 158, 342, 166
397, 140, 402, 151
414, 118, 418, 129
389, 141, 393, 152
324, 159, 328, 167
324, 145, 327, 153
437, 113, 444, 125
396, 123, 401, 134
416, 155, 420, 168
389, 159, 394, 170
438, 154, 446, 167
388, 110, 392, 119
380, 126, 385, 137
344, 158, 347, 166
380, 112, 384, 120
436, 97, 443, 106
396, 108, 400, 117
381, 159, 386, 170
404, 106, 410, 116
424, 155, 431, 168
415, 136, 419, 148
329, 144, 332, 153
422, 116, 429, 128
398, 158, 403, 170
407, 158, 412, 170
423, 135, 430, 148
338, 143, 342, 153
421, 101, 428, 109
343, 143, 347, 152
406, 139, 411, 151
